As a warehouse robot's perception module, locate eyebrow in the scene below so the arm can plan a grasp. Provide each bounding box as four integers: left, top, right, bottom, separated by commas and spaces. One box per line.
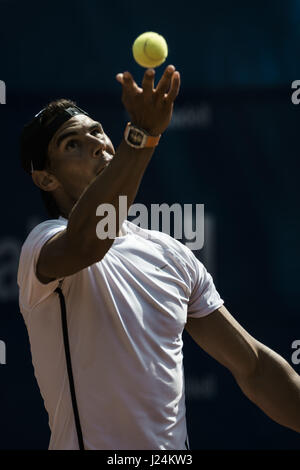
56, 122, 102, 148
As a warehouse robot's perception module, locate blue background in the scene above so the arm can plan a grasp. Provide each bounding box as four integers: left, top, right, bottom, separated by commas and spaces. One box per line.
0, 0, 299, 449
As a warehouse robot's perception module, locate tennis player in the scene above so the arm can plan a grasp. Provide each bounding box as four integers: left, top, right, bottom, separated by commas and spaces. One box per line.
17, 65, 300, 450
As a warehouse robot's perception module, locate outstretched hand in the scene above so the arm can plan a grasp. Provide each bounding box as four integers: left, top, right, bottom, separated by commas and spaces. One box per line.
116, 65, 180, 136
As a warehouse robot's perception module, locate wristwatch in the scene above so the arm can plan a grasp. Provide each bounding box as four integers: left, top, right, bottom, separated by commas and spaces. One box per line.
124, 122, 161, 149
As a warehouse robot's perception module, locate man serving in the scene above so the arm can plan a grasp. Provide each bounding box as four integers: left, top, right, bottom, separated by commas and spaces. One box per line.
18, 65, 300, 450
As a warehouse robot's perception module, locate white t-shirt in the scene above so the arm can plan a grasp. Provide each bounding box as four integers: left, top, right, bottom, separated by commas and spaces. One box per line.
17, 217, 223, 450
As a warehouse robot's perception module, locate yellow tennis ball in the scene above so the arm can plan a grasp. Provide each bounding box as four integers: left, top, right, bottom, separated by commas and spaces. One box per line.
132, 32, 168, 68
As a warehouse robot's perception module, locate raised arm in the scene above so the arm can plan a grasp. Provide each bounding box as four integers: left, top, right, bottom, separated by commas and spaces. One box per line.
36, 65, 180, 283
185, 305, 300, 433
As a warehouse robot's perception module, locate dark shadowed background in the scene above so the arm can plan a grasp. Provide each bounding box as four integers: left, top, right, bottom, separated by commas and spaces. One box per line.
0, 0, 299, 450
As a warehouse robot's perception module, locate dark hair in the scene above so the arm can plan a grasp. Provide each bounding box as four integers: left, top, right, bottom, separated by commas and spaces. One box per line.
20, 98, 78, 218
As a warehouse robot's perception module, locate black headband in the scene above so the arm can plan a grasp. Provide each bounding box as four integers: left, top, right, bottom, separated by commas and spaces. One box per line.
20, 105, 90, 174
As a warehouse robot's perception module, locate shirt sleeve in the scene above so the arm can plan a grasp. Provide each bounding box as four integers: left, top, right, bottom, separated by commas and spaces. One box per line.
187, 256, 224, 318
17, 220, 67, 312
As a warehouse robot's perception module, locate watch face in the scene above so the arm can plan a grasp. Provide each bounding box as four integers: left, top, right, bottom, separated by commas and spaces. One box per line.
127, 128, 144, 146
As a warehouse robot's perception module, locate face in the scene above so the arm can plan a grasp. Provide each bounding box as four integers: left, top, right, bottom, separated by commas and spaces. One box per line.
46, 114, 115, 202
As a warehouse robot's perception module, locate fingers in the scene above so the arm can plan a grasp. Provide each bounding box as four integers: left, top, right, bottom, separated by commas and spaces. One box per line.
116, 65, 180, 113
141, 69, 155, 98
164, 70, 180, 104
155, 65, 175, 96
116, 71, 139, 93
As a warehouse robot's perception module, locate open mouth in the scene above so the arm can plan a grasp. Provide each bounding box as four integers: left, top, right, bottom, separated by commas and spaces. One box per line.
96, 152, 114, 176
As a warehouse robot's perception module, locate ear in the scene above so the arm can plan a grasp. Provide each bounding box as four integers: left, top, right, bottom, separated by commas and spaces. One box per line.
31, 170, 60, 192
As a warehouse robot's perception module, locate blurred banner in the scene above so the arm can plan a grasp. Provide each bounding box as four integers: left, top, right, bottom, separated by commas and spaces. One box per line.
0, 0, 299, 450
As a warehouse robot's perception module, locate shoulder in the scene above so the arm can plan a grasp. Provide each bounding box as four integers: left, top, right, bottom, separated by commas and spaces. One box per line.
18, 218, 67, 282
21, 218, 67, 250
17, 218, 68, 311
127, 220, 203, 273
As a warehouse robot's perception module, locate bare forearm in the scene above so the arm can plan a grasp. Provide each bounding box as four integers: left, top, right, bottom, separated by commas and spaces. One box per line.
236, 342, 300, 433
67, 139, 154, 251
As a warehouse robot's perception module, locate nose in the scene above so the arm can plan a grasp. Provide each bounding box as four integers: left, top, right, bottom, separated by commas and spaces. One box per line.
90, 135, 106, 158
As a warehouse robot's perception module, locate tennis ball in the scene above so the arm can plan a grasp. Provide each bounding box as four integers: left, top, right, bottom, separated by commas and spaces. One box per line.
132, 32, 168, 68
